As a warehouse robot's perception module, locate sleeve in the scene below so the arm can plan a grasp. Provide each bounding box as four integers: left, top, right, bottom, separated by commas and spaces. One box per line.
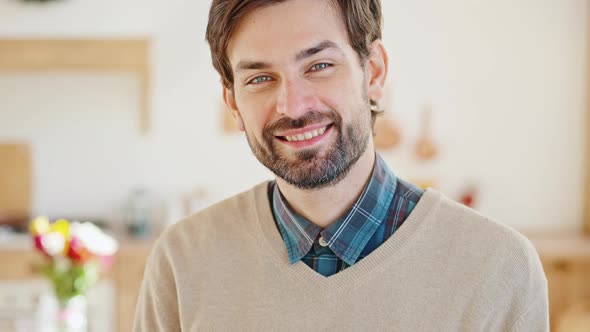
507, 235, 550, 332
132, 235, 181, 332
508, 287, 549, 332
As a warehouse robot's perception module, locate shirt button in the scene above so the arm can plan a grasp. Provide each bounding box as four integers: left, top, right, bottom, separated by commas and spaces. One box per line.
318, 236, 329, 247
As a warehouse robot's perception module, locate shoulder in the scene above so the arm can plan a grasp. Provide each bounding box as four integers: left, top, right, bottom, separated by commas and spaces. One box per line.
427, 190, 546, 289
172, 181, 267, 232
430, 191, 548, 328
437, 192, 537, 254
149, 181, 270, 265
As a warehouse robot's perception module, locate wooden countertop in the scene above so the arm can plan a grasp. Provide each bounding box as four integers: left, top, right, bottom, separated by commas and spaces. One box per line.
0, 232, 156, 254
524, 232, 590, 260
2, 230, 588, 257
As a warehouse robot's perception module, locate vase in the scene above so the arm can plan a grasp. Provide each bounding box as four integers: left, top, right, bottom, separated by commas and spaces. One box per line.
56, 295, 88, 332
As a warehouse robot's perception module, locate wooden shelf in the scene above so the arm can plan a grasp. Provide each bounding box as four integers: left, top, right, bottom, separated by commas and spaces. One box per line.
0, 38, 151, 134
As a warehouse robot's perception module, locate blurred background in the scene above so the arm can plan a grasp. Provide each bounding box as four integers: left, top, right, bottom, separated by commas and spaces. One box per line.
0, 0, 588, 331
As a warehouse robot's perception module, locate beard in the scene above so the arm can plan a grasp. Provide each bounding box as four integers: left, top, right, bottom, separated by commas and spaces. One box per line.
243, 103, 371, 190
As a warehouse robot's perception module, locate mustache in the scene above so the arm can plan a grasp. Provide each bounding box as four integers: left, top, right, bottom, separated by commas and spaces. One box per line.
265, 110, 340, 134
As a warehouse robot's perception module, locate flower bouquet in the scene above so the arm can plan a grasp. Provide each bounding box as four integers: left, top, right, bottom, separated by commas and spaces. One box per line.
29, 216, 118, 331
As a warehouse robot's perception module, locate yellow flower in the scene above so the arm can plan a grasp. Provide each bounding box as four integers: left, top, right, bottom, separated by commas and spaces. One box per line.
29, 216, 50, 235
51, 219, 70, 239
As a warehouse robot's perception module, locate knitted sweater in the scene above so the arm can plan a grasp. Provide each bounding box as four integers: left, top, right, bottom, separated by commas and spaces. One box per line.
133, 182, 548, 331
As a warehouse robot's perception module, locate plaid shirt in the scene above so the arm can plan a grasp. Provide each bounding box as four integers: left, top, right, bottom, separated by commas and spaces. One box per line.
270, 154, 424, 277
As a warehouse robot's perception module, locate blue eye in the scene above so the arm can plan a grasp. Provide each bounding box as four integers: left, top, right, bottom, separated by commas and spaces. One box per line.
310, 63, 332, 71
249, 76, 272, 85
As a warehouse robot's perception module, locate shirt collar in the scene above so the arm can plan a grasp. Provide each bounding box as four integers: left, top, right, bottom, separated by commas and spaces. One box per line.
271, 154, 397, 265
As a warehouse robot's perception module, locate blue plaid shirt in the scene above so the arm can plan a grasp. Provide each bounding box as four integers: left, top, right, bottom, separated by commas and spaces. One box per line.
270, 154, 424, 277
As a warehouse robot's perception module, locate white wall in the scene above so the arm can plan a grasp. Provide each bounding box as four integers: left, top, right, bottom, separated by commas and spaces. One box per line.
381, 0, 588, 231
0, 0, 587, 232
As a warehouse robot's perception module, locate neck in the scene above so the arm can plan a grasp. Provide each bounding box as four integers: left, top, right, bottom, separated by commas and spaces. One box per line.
275, 144, 376, 228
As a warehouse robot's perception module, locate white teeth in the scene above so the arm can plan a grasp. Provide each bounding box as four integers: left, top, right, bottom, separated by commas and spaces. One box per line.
283, 125, 328, 142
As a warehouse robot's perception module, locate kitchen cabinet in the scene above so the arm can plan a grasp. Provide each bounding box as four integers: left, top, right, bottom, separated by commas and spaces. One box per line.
0, 143, 31, 231
113, 239, 152, 332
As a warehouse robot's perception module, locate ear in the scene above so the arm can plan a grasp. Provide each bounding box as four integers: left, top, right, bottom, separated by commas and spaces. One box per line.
223, 87, 245, 131
366, 40, 389, 102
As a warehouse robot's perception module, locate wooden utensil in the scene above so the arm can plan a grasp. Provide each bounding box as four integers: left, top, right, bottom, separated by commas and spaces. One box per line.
414, 104, 438, 161
374, 113, 402, 150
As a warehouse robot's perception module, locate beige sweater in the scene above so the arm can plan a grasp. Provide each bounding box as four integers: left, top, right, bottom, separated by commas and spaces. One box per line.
133, 182, 548, 331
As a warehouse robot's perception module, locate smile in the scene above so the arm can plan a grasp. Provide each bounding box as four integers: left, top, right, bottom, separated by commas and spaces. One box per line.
285, 126, 328, 142
283, 125, 328, 142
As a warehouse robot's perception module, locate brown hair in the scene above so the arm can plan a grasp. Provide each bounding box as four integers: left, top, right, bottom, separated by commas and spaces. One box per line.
206, 0, 384, 124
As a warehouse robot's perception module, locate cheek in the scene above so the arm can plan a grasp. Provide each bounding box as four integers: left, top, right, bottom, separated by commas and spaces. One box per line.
317, 67, 366, 103
236, 96, 275, 134
316, 79, 364, 116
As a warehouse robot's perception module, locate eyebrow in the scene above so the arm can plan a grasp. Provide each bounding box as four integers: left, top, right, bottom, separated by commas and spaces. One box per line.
235, 60, 272, 73
234, 40, 344, 73
294, 40, 343, 62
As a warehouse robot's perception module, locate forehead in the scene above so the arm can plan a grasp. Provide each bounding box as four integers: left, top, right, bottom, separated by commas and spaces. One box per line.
226, 0, 350, 67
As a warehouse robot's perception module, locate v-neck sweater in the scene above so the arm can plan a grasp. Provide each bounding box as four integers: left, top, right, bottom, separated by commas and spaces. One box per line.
133, 181, 548, 331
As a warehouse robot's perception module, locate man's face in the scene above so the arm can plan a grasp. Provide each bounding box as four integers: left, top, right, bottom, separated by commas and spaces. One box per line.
225, 0, 376, 190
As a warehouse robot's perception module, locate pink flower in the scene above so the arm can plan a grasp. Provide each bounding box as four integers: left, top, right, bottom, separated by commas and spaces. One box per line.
98, 255, 115, 270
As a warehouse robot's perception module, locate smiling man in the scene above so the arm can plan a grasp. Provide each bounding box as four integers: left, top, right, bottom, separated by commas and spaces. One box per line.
133, 1, 548, 331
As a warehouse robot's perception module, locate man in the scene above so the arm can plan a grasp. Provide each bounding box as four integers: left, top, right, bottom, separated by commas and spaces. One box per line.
134, 0, 549, 331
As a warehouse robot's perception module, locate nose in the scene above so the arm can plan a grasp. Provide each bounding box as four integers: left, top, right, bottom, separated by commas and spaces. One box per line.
275, 77, 318, 119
